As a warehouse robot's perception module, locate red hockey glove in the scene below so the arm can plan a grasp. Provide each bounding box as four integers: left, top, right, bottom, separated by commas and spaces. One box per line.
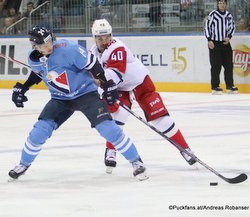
107, 102, 120, 113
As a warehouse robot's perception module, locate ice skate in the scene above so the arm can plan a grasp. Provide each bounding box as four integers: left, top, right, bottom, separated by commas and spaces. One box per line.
180, 148, 197, 165
226, 86, 238, 94
8, 163, 29, 180
104, 148, 117, 174
132, 158, 149, 181
212, 87, 223, 95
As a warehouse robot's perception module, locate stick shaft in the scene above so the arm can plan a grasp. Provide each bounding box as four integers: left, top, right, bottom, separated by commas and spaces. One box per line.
118, 101, 247, 184
0, 53, 31, 69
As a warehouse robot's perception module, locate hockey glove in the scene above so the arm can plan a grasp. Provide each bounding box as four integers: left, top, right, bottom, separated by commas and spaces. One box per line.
12, 82, 29, 108
107, 102, 120, 113
102, 80, 119, 105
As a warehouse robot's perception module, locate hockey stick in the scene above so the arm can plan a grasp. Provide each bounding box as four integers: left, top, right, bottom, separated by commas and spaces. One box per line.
0, 53, 31, 69
117, 101, 248, 184
0, 53, 43, 80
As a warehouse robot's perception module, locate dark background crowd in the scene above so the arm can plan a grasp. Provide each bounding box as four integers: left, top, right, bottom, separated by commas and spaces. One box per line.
0, 0, 249, 35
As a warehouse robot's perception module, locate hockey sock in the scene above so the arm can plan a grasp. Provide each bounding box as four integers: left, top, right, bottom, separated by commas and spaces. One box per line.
105, 120, 124, 150
150, 116, 189, 149
21, 138, 42, 166
112, 134, 140, 163
20, 119, 56, 166
169, 129, 188, 149
106, 141, 115, 149
96, 120, 140, 163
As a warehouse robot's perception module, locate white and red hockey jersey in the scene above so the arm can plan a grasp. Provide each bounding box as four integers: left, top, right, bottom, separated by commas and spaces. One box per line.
90, 37, 149, 91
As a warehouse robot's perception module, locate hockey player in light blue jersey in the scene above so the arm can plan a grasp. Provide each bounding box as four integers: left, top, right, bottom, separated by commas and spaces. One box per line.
9, 26, 148, 181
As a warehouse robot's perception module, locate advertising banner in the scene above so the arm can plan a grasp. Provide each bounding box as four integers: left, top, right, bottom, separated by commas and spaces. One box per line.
0, 35, 249, 92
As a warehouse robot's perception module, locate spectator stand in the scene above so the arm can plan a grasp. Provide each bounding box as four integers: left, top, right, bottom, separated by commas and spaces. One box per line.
1, 0, 249, 35
6, 1, 49, 35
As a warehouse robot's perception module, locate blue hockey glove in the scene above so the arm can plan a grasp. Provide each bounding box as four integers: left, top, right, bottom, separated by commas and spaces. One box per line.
12, 82, 29, 108
102, 80, 119, 105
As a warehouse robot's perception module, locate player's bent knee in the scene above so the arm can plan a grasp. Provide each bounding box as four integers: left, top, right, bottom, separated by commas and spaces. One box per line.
29, 119, 57, 145
150, 115, 178, 137
150, 115, 174, 132
95, 120, 123, 143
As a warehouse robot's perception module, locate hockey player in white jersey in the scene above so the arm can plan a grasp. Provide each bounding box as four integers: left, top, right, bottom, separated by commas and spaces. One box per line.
8, 26, 148, 181
90, 19, 197, 173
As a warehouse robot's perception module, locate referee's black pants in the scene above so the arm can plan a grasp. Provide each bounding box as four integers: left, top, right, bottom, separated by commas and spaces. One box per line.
209, 41, 234, 89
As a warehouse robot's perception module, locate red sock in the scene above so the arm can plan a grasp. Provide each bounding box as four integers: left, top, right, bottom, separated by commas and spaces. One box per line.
106, 141, 115, 149
170, 129, 188, 149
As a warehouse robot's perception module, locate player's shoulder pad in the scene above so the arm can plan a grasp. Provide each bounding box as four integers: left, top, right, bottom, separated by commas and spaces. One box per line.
104, 37, 125, 56
53, 39, 72, 49
110, 37, 124, 47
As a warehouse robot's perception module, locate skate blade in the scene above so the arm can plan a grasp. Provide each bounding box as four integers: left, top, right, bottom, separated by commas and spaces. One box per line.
7, 177, 18, 182
212, 91, 222, 95
105, 166, 114, 174
135, 172, 149, 181
227, 91, 238, 94
191, 162, 199, 170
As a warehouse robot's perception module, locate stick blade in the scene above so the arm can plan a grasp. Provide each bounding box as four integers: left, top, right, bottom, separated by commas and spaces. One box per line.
226, 173, 248, 184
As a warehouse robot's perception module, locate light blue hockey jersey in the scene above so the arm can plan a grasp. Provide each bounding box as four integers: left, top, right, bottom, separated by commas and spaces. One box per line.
28, 39, 98, 100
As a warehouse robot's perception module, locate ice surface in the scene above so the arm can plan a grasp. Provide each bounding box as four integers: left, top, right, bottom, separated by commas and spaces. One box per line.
0, 89, 249, 217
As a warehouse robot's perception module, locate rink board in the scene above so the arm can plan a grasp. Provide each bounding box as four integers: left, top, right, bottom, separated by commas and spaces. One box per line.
0, 34, 249, 92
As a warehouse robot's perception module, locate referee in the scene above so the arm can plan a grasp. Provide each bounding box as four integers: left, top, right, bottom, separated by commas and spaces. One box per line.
204, 0, 238, 94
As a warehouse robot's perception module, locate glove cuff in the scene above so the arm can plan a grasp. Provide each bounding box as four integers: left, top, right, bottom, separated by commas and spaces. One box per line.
101, 79, 116, 89
15, 82, 29, 93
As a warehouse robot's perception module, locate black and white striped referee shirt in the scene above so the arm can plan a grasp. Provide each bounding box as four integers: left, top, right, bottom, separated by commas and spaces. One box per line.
204, 9, 235, 42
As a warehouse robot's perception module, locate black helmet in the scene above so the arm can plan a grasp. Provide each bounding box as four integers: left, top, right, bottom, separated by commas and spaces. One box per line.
28, 26, 53, 45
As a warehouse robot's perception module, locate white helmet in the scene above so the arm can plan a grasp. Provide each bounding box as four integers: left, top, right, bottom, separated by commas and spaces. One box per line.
91, 19, 112, 36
